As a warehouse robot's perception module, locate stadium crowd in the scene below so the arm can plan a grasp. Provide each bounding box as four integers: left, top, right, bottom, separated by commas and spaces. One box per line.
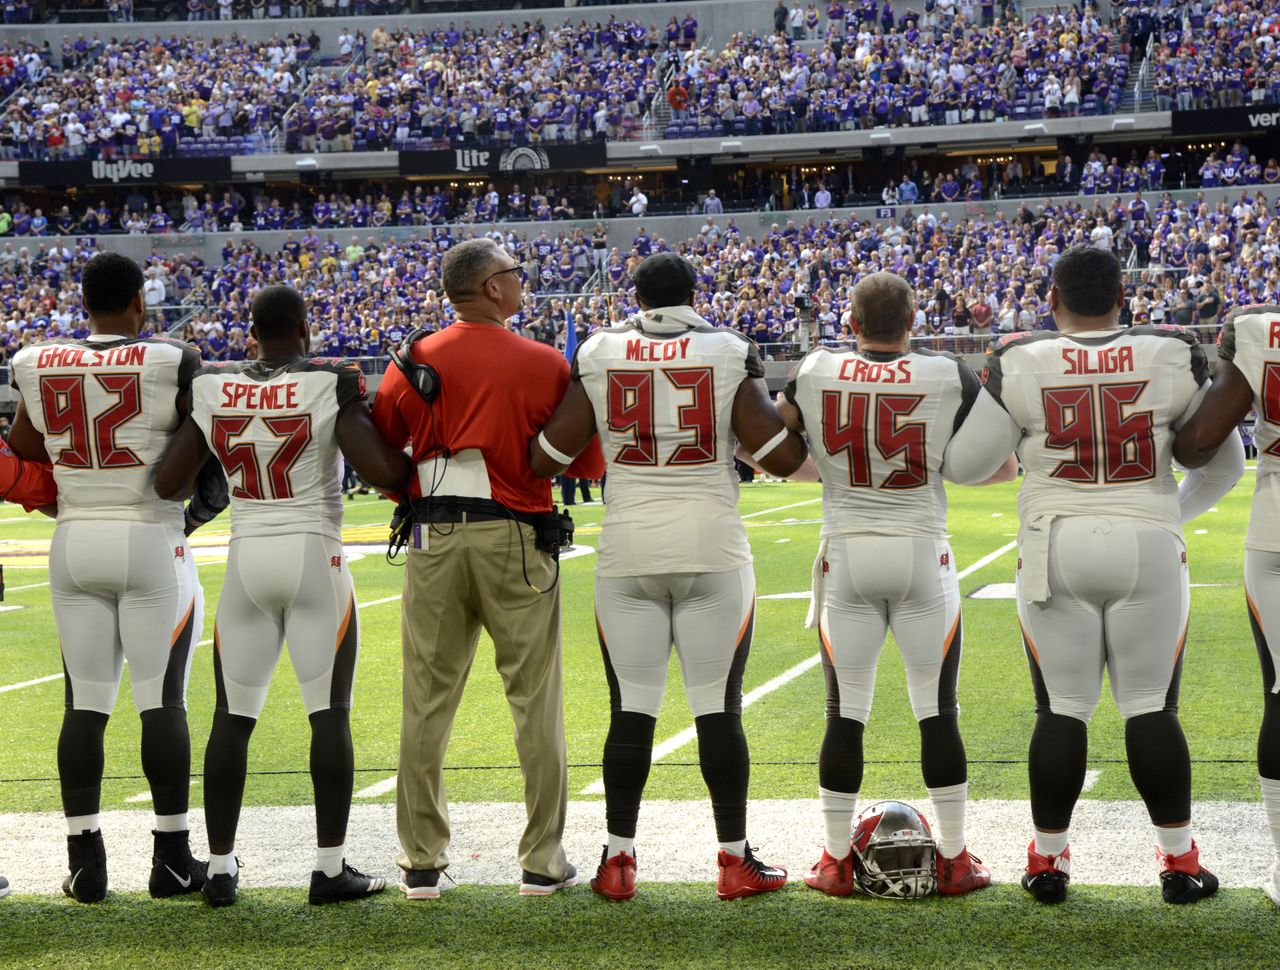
1, 187, 1277, 367
1, 31, 318, 159
6, 0, 1279, 157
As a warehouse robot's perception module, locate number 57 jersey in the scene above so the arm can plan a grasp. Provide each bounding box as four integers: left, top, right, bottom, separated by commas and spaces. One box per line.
981, 326, 1210, 533
189, 357, 366, 540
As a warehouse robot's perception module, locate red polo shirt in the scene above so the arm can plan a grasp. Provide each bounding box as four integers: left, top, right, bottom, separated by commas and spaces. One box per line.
372, 322, 604, 513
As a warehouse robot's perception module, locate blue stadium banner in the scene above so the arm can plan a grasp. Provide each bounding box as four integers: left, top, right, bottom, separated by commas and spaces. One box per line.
18, 157, 233, 187
1171, 104, 1280, 137
399, 143, 608, 177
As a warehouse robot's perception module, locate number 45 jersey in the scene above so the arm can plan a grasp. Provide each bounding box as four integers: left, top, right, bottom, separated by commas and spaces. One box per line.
572, 317, 761, 577
982, 326, 1210, 533
785, 347, 1009, 540
190, 357, 366, 541
11, 335, 200, 529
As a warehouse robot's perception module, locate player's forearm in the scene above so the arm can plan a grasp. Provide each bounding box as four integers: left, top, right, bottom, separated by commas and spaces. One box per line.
1177, 429, 1245, 524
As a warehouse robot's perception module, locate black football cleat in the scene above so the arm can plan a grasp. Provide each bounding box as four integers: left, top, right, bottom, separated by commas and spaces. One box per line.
63, 830, 108, 903
202, 867, 240, 907
149, 830, 207, 899
1022, 840, 1070, 905
308, 862, 387, 905
1159, 842, 1219, 905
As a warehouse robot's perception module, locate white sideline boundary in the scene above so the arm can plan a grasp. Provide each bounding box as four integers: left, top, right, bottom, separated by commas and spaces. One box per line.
579, 541, 1019, 796
2, 797, 1274, 895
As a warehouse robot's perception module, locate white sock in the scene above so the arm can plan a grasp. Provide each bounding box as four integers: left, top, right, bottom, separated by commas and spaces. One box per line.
66, 814, 100, 836
208, 853, 238, 877
1034, 829, 1069, 858
1260, 776, 1280, 864
819, 786, 857, 858
719, 839, 747, 857
1154, 823, 1193, 859
928, 782, 968, 859
606, 834, 635, 858
315, 844, 345, 878
154, 813, 187, 834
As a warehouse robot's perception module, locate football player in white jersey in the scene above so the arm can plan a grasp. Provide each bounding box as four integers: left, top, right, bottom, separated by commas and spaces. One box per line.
154, 285, 412, 906
779, 272, 1016, 897
531, 253, 807, 901
1174, 304, 1280, 905
7, 252, 215, 903
978, 245, 1244, 905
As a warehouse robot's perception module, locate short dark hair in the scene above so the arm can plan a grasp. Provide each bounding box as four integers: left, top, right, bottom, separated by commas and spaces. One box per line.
251, 285, 307, 340
850, 272, 914, 341
1052, 245, 1123, 316
81, 252, 144, 315
633, 252, 697, 309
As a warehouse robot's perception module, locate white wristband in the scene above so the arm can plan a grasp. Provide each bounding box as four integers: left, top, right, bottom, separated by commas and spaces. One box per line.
538, 430, 576, 467
752, 427, 791, 463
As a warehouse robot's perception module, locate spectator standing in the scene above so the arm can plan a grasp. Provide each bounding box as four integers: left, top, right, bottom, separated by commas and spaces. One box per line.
371, 238, 604, 900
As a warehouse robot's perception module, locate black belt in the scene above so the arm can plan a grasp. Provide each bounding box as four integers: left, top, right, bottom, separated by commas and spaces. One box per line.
412, 497, 541, 527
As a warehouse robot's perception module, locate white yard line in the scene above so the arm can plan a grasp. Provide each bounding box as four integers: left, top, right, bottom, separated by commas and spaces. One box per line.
354, 775, 399, 799
2, 797, 1274, 894
580, 540, 1020, 796
741, 498, 822, 519
1082, 769, 1102, 792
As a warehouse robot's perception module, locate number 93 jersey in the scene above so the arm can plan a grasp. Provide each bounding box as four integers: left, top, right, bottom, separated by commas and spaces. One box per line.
572, 316, 762, 576
785, 347, 1000, 539
190, 357, 366, 541
1218, 305, 1280, 552
982, 326, 1210, 533
11, 335, 200, 529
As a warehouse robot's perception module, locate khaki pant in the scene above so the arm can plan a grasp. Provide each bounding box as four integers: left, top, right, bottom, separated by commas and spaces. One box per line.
396, 517, 569, 879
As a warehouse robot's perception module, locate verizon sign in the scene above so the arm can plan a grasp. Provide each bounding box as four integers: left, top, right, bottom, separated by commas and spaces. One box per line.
1172, 103, 1280, 136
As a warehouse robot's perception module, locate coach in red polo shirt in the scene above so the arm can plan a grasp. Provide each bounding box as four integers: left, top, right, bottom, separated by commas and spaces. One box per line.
372, 237, 603, 900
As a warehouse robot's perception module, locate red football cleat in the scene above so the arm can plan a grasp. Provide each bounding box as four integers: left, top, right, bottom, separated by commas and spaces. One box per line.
590, 847, 636, 901
803, 847, 855, 896
717, 846, 787, 900
1158, 841, 1218, 905
936, 847, 992, 896
1021, 839, 1071, 904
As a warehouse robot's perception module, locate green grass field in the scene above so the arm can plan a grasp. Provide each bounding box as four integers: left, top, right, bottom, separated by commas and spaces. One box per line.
2, 477, 1277, 968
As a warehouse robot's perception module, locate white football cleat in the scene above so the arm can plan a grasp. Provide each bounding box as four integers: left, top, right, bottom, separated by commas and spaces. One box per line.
1264, 864, 1280, 907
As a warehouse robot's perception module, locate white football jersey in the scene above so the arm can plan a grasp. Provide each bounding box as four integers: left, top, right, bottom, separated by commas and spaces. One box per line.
190, 357, 366, 541
572, 314, 763, 576
786, 348, 1006, 539
982, 326, 1210, 534
11, 335, 199, 529
1218, 306, 1280, 551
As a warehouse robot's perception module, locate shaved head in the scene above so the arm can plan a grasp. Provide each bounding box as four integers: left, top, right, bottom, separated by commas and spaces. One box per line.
850, 272, 914, 342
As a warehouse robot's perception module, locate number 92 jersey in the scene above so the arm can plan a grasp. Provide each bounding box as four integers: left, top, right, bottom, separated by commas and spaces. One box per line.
572, 317, 763, 577
1218, 306, 1280, 551
189, 357, 366, 541
982, 326, 1210, 533
11, 335, 200, 529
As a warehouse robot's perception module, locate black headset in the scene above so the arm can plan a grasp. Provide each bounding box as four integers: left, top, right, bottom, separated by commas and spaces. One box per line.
389, 327, 440, 403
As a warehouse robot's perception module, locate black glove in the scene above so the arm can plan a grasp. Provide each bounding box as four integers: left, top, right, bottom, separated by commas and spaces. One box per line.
387, 498, 414, 560
183, 456, 229, 536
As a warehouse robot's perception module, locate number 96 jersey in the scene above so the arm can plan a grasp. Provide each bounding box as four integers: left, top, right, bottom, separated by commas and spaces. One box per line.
572, 317, 762, 576
982, 326, 1210, 533
190, 357, 366, 541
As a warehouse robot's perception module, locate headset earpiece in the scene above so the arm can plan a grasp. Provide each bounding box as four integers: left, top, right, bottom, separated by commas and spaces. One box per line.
391, 328, 441, 404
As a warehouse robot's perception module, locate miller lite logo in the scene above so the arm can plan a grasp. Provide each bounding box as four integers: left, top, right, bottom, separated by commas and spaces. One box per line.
454, 148, 490, 173
939, 551, 950, 568
174, 546, 185, 560
330, 556, 342, 570
91, 159, 155, 183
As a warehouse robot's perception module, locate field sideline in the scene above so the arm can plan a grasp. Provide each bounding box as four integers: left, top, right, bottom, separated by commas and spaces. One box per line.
2, 478, 1279, 967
